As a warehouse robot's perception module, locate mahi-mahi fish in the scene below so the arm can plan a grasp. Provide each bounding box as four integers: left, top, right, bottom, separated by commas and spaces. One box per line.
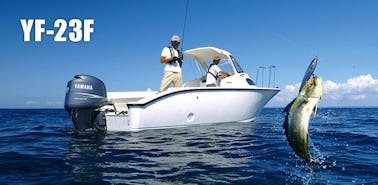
283, 75, 323, 163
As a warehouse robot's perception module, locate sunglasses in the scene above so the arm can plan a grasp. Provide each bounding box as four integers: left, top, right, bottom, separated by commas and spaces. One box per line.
171, 41, 180, 44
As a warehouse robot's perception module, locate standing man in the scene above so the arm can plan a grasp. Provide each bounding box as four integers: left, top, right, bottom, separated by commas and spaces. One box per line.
159, 35, 184, 91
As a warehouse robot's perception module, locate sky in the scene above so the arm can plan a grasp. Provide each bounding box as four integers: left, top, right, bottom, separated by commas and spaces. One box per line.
0, 0, 377, 108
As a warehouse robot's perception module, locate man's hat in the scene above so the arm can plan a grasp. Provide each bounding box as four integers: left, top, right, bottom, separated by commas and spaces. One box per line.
171, 35, 180, 42
213, 56, 221, 61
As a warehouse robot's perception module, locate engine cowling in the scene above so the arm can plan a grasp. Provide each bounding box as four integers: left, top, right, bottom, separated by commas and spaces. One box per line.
64, 74, 108, 130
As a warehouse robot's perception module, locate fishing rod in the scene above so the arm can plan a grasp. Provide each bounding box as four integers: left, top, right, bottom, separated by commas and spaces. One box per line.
180, 0, 199, 77
180, 0, 189, 54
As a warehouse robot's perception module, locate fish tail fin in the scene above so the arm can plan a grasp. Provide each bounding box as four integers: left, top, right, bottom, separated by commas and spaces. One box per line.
309, 159, 316, 172
309, 158, 315, 164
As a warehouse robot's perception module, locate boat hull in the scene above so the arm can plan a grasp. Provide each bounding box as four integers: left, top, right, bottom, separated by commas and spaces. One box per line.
105, 88, 279, 131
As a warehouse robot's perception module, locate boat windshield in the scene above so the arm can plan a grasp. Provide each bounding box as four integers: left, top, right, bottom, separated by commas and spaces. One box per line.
205, 56, 244, 75
217, 58, 235, 75
230, 55, 244, 73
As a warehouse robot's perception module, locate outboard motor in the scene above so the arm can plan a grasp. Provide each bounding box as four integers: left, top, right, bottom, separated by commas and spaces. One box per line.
64, 75, 108, 131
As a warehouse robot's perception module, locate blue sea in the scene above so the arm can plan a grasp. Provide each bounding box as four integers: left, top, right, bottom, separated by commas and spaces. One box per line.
0, 108, 377, 184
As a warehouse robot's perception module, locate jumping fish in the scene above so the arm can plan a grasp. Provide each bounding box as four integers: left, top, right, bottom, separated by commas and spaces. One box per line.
283, 57, 322, 163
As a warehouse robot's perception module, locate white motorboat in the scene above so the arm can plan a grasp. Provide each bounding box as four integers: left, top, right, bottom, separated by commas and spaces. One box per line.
64, 47, 280, 131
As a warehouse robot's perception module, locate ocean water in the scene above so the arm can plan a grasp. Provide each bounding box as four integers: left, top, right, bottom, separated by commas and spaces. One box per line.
0, 108, 377, 184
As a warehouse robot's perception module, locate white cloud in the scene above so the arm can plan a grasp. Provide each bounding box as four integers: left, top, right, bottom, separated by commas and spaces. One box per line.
269, 83, 300, 105
268, 74, 378, 107
25, 100, 37, 105
20, 97, 64, 108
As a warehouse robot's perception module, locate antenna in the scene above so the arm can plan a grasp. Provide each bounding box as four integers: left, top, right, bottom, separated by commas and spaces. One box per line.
259, 66, 266, 87
268, 65, 276, 88
256, 68, 259, 86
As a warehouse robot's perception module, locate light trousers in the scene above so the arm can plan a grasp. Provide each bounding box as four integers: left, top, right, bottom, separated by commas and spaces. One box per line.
159, 71, 182, 91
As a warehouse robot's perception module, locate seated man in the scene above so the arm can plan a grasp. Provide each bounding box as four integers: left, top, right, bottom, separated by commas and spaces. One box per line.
206, 56, 232, 87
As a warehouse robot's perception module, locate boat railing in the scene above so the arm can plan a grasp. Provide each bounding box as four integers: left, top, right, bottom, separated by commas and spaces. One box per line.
255, 65, 276, 88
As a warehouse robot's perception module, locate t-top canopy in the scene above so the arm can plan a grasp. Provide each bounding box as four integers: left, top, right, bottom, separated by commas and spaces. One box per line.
184, 47, 232, 63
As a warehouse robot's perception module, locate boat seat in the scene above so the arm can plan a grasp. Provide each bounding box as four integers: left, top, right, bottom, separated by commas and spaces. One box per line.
184, 75, 207, 87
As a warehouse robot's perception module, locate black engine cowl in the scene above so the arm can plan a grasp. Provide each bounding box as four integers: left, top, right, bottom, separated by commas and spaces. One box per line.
64, 74, 108, 131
